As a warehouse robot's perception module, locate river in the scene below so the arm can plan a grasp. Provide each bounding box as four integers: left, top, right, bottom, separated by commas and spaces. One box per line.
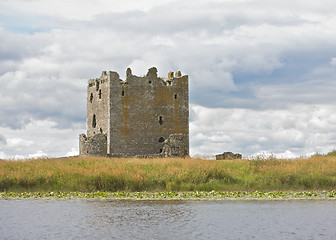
1, 199, 336, 239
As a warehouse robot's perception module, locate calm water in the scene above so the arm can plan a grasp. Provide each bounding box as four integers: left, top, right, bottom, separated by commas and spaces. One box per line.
1, 199, 336, 239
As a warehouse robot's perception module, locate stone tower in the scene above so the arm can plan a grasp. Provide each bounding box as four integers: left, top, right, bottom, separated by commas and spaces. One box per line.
79, 67, 189, 157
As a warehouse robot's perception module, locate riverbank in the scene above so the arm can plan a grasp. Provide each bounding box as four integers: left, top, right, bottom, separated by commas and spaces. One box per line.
1, 190, 336, 200
1, 154, 336, 192
0, 155, 336, 192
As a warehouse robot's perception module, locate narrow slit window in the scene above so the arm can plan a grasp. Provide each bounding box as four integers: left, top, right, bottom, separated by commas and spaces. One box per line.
122, 90, 125, 96
159, 116, 163, 125
96, 81, 99, 91
174, 94, 177, 100
90, 93, 93, 103
92, 114, 96, 128
100, 128, 103, 133
99, 90, 102, 99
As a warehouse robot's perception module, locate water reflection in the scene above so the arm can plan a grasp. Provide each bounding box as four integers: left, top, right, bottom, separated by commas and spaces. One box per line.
1, 199, 336, 239
84, 200, 197, 239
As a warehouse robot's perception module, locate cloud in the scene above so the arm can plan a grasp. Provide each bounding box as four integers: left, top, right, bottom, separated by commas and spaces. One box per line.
0, 134, 6, 145
330, 58, 336, 66
1, 0, 336, 157
190, 104, 336, 157
0, 119, 84, 157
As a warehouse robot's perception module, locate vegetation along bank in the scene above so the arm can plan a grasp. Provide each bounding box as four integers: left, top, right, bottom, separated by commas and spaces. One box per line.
1, 152, 336, 195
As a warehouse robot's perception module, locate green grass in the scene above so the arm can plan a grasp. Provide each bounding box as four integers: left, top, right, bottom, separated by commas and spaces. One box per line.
1, 190, 335, 200
1, 154, 336, 192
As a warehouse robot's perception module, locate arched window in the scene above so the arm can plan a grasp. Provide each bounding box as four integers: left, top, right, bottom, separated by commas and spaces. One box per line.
158, 137, 165, 142
92, 114, 96, 128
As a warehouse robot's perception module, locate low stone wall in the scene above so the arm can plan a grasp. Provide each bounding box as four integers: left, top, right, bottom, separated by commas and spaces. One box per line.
79, 133, 107, 157
79, 133, 188, 158
216, 152, 242, 160
162, 134, 189, 157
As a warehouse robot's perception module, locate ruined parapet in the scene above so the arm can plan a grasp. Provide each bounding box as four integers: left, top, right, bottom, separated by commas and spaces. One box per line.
162, 134, 189, 157
168, 71, 174, 79
126, 68, 132, 79
216, 152, 242, 160
146, 67, 158, 78
79, 133, 107, 157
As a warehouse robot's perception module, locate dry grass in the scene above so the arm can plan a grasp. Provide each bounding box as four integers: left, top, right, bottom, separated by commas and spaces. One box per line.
0, 155, 336, 192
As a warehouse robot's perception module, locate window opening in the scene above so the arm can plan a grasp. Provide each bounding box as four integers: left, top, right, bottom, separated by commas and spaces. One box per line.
100, 128, 103, 133
160, 149, 163, 153
174, 94, 177, 100
122, 90, 125, 96
96, 81, 99, 91
90, 93, 93, 103
158, 137, 165, 142
159, 116, 163, 125
99, 90, 102, 99
149, 80, 152, 84
92, 114, 96, 128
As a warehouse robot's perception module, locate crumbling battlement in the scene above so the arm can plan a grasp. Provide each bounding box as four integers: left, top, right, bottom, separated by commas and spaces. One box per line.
79, 67, 189, 158
88, 68, 185, 88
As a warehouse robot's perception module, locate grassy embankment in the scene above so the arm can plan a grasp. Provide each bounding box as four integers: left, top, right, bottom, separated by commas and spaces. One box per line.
1, 153, 336, 193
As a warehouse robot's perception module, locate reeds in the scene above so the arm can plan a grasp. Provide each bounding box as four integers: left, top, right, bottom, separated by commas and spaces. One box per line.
0, 155, 336, 192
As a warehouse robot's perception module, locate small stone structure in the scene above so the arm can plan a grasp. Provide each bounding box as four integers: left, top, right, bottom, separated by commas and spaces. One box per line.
79, 133, 107, 157
79, 67, 189, 157
162, 134, 188, 157
216, 152, 242, 160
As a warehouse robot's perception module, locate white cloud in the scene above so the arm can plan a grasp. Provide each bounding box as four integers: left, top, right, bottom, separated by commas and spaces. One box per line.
1, 0, 336, 158
190, 104, 336, 157
65, 148, 78, 157
331, 58, 336, 66
0, 0, 177, 21
0, 134, 6, 144
6, 138, 34, 150
0, 120, 85, 157
0, 152, 8, 159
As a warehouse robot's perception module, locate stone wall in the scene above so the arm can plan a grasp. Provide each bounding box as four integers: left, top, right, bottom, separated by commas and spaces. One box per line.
215, 152, 242, 160
162, 134, 189, 157
109, 67, 189, 156
79, 133, 107, 156
86, 71, 111, 154
80, 67, 189, 158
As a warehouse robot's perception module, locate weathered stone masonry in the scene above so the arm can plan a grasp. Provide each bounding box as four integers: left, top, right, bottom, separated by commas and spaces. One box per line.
79, 67, 189, 157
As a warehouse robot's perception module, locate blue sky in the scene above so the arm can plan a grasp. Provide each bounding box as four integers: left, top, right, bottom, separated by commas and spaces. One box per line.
1, 0, 336, 158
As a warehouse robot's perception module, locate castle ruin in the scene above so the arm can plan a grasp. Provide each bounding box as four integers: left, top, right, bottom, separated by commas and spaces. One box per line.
79, 67, 189, 157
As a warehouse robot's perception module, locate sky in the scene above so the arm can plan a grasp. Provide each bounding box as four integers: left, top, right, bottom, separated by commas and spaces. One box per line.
1, 0, 336, 159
